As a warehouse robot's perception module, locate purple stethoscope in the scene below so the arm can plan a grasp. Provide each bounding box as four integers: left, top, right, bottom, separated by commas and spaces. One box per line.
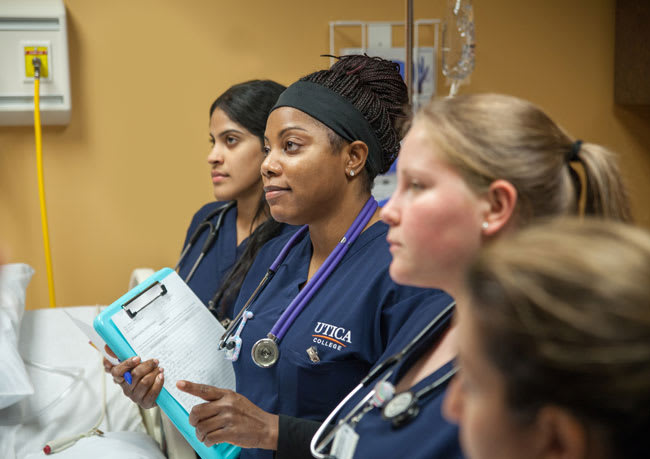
218, 197, 378, 368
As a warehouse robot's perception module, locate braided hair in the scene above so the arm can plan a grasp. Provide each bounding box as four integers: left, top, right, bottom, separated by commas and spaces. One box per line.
301, 55, 410, 186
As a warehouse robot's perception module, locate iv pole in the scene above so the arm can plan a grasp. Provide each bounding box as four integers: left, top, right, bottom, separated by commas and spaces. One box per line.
405, 0, 414, 102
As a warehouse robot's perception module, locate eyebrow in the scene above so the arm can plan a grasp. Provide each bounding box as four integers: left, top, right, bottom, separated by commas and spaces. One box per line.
217, 128, 245, 137
264, 125, 309, 142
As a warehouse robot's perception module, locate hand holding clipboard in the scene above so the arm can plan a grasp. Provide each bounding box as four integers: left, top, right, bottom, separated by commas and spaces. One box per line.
93, 268, 240, 459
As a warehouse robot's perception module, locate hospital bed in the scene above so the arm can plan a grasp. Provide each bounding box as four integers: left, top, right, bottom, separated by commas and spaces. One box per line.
0, 264, 196, 459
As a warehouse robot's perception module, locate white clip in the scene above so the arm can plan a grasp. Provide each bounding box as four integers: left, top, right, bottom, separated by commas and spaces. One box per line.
225, 311, 254, 362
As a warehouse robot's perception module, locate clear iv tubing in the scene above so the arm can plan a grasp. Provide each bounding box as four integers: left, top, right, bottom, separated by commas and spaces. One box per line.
0, 307, 108, 454
0, 360, 83, 425
43, 354, 107, 454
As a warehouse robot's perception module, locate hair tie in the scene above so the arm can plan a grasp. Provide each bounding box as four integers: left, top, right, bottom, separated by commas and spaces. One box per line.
567, 140, 583, 163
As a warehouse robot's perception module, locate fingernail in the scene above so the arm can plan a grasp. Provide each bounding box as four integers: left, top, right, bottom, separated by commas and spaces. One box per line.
177, 381, 186, 389
153, 359, 159, 365
159, 368, 164, 373
131, 356, 140, 363
157, 373, 163, 382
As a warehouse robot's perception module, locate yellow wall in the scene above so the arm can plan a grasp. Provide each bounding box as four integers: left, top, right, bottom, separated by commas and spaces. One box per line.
1, 0, 648, 308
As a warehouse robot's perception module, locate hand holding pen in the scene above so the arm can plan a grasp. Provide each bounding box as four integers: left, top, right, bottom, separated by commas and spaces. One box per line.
103, 344, 165, 409
96, 343, 133, 384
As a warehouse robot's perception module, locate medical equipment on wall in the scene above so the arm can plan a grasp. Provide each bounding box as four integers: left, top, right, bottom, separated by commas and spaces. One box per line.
0, 0, 71, 125
0, 0, 71, 307
310, 301, 457, 459
175, 200, 236, 283
329, 19, 440, 111
32, 56, 57, 307
442, 0, 476, 96
218, 197, 378, 368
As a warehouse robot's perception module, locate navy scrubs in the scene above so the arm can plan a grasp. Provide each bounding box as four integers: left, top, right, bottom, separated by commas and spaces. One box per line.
231, 221, 454, 459
178, 202, 245, 316
335, 310, 463, 458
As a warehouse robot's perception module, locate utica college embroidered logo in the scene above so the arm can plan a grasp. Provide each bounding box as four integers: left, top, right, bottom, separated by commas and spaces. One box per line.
312, 322, 352, 351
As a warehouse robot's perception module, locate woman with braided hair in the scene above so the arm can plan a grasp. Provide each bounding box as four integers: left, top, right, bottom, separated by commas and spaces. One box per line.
175, 55, 457, 458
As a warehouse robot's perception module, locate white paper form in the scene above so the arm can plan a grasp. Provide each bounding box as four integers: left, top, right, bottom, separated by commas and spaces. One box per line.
112, 271, 235, 413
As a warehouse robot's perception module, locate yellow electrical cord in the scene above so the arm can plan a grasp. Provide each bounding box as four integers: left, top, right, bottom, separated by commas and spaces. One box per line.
33, 59, 56, 307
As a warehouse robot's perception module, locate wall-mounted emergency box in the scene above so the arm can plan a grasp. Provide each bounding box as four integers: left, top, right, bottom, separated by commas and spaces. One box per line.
0, 0, 71, 125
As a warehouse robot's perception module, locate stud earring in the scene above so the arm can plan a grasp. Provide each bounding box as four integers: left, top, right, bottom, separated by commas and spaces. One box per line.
481, 221, 489, 230
349, 170, 355, 177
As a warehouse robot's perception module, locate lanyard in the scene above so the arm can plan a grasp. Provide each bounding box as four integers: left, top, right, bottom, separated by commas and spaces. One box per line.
175, 201, 235, 283
310, 300, 456, 459
219, 197, 378, 367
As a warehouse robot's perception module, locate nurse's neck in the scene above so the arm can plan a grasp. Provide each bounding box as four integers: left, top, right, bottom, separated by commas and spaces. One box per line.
234, 189, 265, 246
306, 193, 380, 281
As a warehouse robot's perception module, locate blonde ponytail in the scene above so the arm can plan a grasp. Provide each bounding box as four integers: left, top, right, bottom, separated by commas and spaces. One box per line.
576, 142, 632, 222
417, 94, 632, 224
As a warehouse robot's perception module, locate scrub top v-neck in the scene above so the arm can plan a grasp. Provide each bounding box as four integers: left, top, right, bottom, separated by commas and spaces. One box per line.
231, 220, 454, 459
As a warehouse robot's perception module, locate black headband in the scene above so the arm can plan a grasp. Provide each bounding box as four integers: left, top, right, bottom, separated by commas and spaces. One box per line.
271, 81, 383, 177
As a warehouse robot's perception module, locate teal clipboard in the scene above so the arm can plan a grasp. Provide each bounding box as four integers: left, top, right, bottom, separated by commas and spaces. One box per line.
93, 267, 241, 459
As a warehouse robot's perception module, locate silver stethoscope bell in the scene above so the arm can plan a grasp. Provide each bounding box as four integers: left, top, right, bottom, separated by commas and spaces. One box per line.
252, 334, 280, 368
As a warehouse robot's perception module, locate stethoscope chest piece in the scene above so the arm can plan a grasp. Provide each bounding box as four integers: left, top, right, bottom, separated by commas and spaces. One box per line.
252, 335, 280, 368
381, 391, 420, 428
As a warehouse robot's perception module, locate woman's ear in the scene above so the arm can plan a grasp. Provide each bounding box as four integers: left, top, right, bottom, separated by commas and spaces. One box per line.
344, 140, 369, 177
534, 406, 587, 459
482, 179, 517, 236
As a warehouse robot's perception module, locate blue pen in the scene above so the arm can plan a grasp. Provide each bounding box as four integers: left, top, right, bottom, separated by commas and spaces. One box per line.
123, 367, 133, 385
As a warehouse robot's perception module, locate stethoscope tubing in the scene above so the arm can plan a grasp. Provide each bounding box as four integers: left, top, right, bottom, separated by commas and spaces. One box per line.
271, 198, 377, 340
220, 197, 377, 347
309, 300, 456, 458
310, 382, 369, 459
175, 201, 235, 283
219, 225, 309, 348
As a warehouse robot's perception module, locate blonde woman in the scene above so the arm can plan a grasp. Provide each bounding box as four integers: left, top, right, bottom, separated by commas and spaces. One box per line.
446, 218, 650, 459
308, 94, 631, 459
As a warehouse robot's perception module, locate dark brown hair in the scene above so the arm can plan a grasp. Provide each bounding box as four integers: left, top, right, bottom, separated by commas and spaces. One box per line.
301, 55, 410, 189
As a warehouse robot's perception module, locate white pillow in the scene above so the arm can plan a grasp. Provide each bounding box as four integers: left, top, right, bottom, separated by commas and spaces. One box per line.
0, 263, 35, 409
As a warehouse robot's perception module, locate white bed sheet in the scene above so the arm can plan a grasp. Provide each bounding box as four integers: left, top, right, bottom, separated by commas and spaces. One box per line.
0, 306, 160, 459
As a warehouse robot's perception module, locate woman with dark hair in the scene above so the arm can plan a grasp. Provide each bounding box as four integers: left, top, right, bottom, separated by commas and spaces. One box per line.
180, 79, 289, 321
447, 218, 650, 459
106, 79, 294, 409
175, 55, 454, 458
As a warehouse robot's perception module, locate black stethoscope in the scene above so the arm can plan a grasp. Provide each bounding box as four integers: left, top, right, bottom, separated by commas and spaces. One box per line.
174, 201, 236, 284
310, 301, 457, 459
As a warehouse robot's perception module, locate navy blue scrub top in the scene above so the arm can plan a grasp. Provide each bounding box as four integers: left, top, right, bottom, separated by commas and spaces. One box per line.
231, 221, 455, 459
336, 309, 463, 459
177, 201, 246, 317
